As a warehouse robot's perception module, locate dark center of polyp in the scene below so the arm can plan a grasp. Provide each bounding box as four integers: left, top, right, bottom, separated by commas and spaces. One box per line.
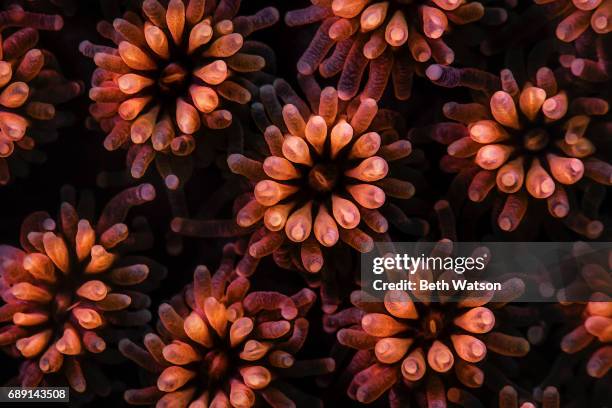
308, 164, 339, 193
523, 128, 550, 152
422, 310, 444, 340
204, 349, 229, 384
159, 63, 189, 95
52, 290, 72, 323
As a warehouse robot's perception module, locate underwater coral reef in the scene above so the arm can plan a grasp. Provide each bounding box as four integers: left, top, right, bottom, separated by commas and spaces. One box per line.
0, 0, 610, 407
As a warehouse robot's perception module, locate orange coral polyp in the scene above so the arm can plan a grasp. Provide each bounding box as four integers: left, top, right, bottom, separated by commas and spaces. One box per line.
80, 0, 279, 187
538, 0, 612, 42
120, 250, 334, 407
229, 88, 413, 271
0, 184, 161, 392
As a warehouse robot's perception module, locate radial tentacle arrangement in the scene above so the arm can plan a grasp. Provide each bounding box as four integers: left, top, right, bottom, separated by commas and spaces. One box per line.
323, 242, 531, 406
228, 78, 420, 275
0, 184, 165, 393
79, 0, 279, 189
534, 0, 612, 43
428, 65, 611, 236
0, 5, 82, 185
120, 244, 335, 407
285, 0, 508, 101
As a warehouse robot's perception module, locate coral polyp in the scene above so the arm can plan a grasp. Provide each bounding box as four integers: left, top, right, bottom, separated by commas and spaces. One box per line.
323, 202, 531, 406
497, 385, 561, 408
233, 87, 414, 270
285, 0, 507, 100
80, 0, 279, 189
120, 244, 335, 407
428, 65, 611, 235
535, 0, 612, 42
0, 4, 82, 185
327, 260, 530, 404
0, 184, 164, 393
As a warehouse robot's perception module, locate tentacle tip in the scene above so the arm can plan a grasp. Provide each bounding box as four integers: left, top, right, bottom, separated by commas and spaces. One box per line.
165, 175, 180, 190
434, 200, 450, 211
117, 338, 131, 354
170, 217, 184, 233
139, 183, 156, 201
586, 221, 603, 239
322, 304, 338, 314
324, 358, 336, 373
498, 217, 513, 232
52, 15, 64, 31
570, 59, 585, 76
337, 89, 354, 101
468, 190, 484, 202
297, 61, 314, 76
426, 65, 444, 81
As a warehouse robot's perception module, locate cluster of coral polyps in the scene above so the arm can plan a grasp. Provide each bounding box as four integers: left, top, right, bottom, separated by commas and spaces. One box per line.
0, 184, 163, 393
0, 5, 81, 185
535, 0, 611, 42
285, 0, 508, 100
120, 244, 335, 407
79, 0, 279, 189
324, 242, 530, 406
427, 64, 611, 236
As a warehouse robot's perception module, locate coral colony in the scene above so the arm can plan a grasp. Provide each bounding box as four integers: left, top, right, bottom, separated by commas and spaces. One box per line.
0, 0, 609, 407
80, 0, 278, 190
321, 201, 532, 406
